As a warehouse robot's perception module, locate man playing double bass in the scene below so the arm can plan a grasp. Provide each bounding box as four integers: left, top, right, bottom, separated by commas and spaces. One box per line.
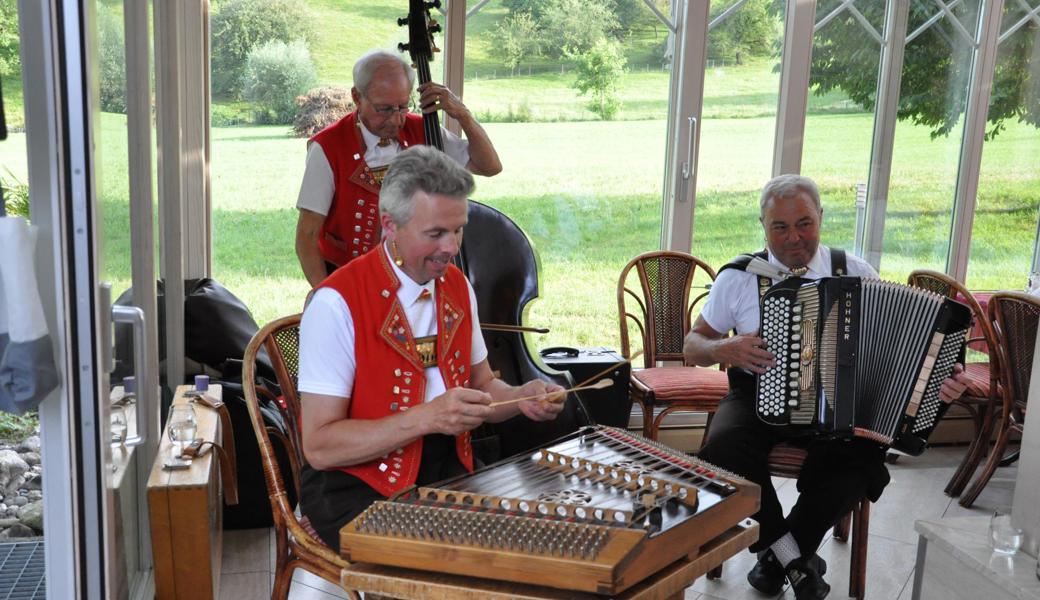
295, 49, 502, 286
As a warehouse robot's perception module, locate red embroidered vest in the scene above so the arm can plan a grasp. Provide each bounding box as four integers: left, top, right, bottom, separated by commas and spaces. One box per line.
320, 244, 475, 496
310, 112, 426, 267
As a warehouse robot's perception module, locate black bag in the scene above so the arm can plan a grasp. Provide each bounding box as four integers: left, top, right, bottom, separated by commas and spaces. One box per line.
219, 379, 299, 530
113, 278, 294, 529
112, 278, 276, 384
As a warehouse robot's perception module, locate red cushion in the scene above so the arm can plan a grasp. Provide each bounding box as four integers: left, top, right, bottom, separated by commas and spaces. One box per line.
632, 366, 729, 403
961, 362, 991, 398
768, 443, 808, 478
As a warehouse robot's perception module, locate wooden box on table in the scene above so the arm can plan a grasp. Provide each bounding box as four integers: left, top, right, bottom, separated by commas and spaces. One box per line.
147, 384, 225, 599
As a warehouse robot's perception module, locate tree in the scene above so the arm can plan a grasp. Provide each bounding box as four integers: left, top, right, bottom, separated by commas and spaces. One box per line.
487, 12, 543, 73
210, 0, 313, 98
540, 0, 619, 58
811, 3, 1040, 139
0, 0, 19, 78
707, 0, 778, 64
572, 38, 626, 120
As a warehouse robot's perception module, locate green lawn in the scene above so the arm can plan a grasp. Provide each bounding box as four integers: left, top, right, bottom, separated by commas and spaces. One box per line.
1, 0, 1036, 355
2, 108, 1031, 350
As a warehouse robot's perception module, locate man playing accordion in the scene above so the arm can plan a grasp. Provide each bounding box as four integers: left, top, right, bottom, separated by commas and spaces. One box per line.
683, 174, 971, 600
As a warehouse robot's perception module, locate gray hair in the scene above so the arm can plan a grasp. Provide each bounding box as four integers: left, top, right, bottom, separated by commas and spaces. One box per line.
352, 49, 416, 97
759, 174, 822, 218
380, 146, 475, 225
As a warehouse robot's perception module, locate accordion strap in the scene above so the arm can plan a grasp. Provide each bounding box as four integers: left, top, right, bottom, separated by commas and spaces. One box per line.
721, 247, 849, 299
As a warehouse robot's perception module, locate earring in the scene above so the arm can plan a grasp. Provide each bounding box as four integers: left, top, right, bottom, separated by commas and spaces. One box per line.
391, 240, 404, 267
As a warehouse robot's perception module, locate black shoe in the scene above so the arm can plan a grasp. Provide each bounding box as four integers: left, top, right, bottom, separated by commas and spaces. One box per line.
747, 550, 827, 595
747, 549, 785, 595
786, 556, 831, 600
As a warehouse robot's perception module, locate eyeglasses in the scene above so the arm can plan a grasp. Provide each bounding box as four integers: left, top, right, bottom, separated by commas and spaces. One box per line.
369, 102, 411, 116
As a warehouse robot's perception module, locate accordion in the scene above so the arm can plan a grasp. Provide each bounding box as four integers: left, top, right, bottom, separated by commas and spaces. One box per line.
755, 276, 972, 455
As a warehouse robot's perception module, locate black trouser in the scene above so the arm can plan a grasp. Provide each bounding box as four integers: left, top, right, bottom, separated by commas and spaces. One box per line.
300, 433, 469, 549
697, 370, 890, 555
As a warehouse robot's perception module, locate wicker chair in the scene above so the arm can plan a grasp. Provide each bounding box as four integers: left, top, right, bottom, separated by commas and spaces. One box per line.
959, 292, 1038, 508
617, 251, 729, 443
907, 269, 1002, 496
242, 314, 360, 600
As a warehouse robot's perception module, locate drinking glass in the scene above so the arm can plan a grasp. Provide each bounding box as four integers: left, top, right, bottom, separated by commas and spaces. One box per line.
110, 405, 127, 446
990, 509, 1023, 555
167, 404, 198, 456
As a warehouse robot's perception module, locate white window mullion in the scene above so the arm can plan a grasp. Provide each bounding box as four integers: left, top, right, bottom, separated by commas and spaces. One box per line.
773, 0, 817, 176
443, 0, 467, 136
661, 0, 709, 252
124, 0, 160, 578
948, 0, 1005, 280
862, 0, 911, 269
154, 0, 186, 395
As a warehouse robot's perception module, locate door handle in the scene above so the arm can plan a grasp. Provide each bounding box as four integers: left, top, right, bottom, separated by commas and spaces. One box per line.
111, 304, 148, 447
679, 116, 697, 202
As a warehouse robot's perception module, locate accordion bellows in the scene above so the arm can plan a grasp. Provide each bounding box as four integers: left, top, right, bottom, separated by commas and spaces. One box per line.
756, 276, 972, 455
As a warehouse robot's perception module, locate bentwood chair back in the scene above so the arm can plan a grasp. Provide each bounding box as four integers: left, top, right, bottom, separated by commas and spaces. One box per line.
617, 251, 729, 442
243, 314, 359, 600
907, 269, 1002, 496
959, 292, 1039, 507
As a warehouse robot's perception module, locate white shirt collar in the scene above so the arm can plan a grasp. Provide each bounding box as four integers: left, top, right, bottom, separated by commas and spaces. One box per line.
358, 120, 398, 149
766, 246, 827, 278
384, 242, 435, 307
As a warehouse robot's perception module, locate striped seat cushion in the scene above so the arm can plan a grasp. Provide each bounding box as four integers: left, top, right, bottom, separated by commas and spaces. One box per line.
298, 514, 324, 544
961, 361, 992, 398
632, 366, 729, 404
768, 443, 808, 478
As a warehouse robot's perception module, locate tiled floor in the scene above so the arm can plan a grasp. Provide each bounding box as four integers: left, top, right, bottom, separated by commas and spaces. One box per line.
219, 446, 1018, 600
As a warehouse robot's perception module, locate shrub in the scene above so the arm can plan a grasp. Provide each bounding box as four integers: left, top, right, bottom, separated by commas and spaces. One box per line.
97, 2, 126, 113
293, 86, 354, 138
241, 40, 317, 125
210, 103, 254, 127
2, 170, 30, 219
210, 0, 313, 98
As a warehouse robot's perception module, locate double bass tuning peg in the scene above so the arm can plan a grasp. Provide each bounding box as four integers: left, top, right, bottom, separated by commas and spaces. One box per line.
397, 17, 409, 26
429, 23, 442, 34
398, 42, 410, 53
426, 0, 442, 8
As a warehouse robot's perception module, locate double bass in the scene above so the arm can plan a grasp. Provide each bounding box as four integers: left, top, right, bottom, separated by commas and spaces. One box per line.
398, 0, 590, 459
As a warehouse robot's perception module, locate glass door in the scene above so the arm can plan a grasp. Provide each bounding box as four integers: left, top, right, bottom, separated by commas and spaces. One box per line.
90, 0, 161, 597
13, 0, 160, 596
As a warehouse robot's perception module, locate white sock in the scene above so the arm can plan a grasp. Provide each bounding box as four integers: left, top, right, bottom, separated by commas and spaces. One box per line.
770, 533, 801, 568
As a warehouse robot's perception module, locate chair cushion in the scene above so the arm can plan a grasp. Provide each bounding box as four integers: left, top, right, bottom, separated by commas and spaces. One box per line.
961, 362, 991, 398
632, 366, 729, 403
298, 514, 324, 544
768, 443, 808, 479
